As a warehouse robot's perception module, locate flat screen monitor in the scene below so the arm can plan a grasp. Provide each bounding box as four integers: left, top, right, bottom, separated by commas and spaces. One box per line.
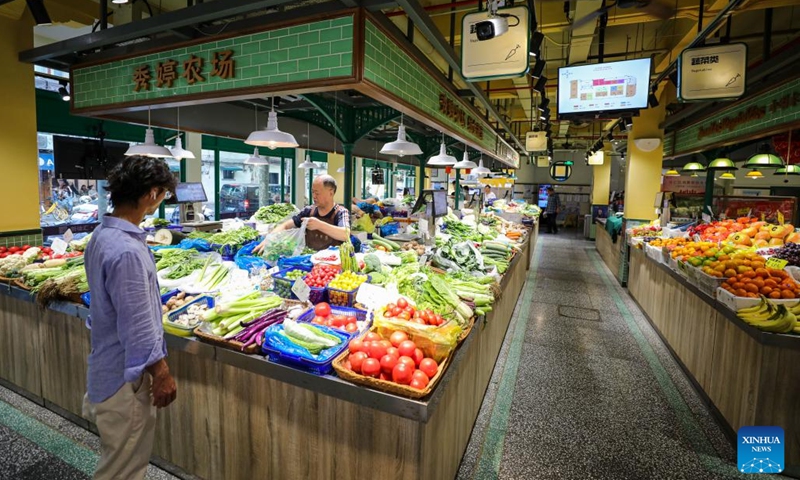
174, 182, 208, 203
411, 190, 448, 218
557, 58, 652, 116
53, 136, 128, 180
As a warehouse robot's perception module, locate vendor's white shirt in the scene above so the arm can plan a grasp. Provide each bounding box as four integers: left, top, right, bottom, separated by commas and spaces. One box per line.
484, 192, 497, 204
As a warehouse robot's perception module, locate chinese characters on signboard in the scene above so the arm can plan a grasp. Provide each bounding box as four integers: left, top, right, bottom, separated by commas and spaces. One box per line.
133, 50, 235, 92
438, 93, 483, 139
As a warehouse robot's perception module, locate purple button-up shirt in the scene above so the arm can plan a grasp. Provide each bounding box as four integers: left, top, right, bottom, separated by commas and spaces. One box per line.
85, 216, 166, 403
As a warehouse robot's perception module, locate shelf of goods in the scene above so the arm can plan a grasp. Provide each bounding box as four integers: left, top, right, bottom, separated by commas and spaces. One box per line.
0, 238, 530, 480
627, 247, 800, 476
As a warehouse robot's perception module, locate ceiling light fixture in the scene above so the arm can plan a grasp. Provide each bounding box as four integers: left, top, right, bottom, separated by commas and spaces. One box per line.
706, 156, 738, 171
663, 169, 680, 177
744, 142, 784, 169
380, 114, 422, 157
169, 108, 195, 160
746, 169, 764, 179
427, 136, 457, 167
774, 164, 800, 175
244, 147, 268, 165
112, 0, 128, 4
58, 81, 70, 102
245, 97, 299, 149
298, 116, 318, 169
472, 156, 491, 175
719, 172, 736, 180
125, 107, 172, 158
454, 146, 478, 169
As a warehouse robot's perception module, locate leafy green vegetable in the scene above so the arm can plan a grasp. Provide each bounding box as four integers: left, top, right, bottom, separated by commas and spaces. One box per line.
363, 254, 382, 274
189, 226, 260, 248
155, 248, 198, 270
165, 258, 205, 279
254, 203, 297, 224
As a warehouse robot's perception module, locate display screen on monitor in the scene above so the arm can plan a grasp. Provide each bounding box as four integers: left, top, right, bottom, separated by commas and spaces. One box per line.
53, 136, 129, 180
411, 190, 449, 218
174, 182, 208, 203
557, 58, 651, 115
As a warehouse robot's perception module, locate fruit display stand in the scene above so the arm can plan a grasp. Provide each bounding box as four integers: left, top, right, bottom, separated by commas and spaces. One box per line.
627, 248, 800, 476
0, 238, 530, 480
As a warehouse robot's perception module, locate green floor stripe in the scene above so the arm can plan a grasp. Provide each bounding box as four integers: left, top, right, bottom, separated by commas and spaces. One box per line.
0, 399, 98, 475
586, 249, 766, 479
473, 242, 542, 479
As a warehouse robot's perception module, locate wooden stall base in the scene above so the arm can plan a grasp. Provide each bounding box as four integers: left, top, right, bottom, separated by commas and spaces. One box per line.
627, 248, 800, 473
595, 225, 621, 282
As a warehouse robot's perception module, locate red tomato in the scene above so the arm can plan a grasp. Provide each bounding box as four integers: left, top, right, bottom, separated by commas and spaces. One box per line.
365, 332, 382, 342
412, 348, 424, 367
21, 245, 30, 250
391, 307, 403, 317
384, 309, 395, 318
348, 338, 365, 354
389, 331, 408, 347
411, 369, 430, 387
386, 346, 399, 358
0, 247, 6, 253
379, 372, 391, 381
312, 316, 326, 325
409, 378, 426, 390
368, 341, 388, 360
411, 318, 426, 325
386, 303, 396, 311
392, 363, 413, 384
344, 323, 358, 333
8, 247, 20, 253
404, 306, 414, 314
398, 312, 411, 321
420, 311, 430, 323
397, 298, 408, 309
397, 356, 416, 370
419, 358, 438, 378
349, 352, 368, 373
379, 354, 399, 374
331, 315, 347, 328
314, 303, 331, 318
0, 253, 7, 259
379, 339, 392, 350
361, 358, 381, 378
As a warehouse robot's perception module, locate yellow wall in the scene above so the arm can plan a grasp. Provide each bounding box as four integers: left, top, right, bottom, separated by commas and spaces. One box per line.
624, 97, 667, 221
591, 147, 611, 205
0, 14, 40, 232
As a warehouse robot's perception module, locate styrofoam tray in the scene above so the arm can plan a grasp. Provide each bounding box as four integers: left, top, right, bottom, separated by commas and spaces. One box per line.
645, 243, 664, 264
716, 287, 799, 312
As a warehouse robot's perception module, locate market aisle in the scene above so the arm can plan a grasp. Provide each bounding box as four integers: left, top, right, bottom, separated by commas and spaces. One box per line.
458, 232, 782, 480
0, 384, 186, 480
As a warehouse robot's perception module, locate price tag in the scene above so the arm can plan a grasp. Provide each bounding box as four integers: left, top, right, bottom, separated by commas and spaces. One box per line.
291, 278, 310, 302
702, 213, 711, 224
766, 257, 788, 270
355, 282, 388, 310
51, 238, 68, 256
777, 211, 785, 225
266, 266, 280, 276
63, 229, 74, 244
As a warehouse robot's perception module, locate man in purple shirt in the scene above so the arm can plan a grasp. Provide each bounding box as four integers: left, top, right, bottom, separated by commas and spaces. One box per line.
82, 156, 178, 480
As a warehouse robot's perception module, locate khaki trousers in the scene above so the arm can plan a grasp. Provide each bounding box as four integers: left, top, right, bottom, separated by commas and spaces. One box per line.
82, 374, 157, 480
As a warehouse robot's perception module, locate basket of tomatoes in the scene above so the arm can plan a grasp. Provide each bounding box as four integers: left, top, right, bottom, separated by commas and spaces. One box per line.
332, 329, 449, 399
302, 264, 340, 304
298, 302, 370, 336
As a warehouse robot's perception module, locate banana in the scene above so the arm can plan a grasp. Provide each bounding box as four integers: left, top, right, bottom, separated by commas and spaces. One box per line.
793, 324, 800, 334
738, 297, 768, 314
745, 306, 797, 334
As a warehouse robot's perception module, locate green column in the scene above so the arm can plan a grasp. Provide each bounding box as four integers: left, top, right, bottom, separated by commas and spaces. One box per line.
308, 168, 313, 205
362, 163, 367, 197
418, 157, 426, 194
704, 170, 715, 217
343, 143, 354, 208
280, 154, 286, 203
291, 156, 297, 205
454, 169, 461, 210
179, 157, 186, 182
214, 149, 220, 221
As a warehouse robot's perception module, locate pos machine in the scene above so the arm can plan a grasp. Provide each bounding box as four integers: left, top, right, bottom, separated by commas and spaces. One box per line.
171, 183, 221, 232
411, 190, 448, 246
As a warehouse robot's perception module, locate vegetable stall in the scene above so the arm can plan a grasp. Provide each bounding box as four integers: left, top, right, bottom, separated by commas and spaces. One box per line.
0, 210, 532, 480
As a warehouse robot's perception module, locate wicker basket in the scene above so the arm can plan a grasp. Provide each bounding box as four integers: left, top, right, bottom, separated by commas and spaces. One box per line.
332, 348, 451, 399
193, 328, 262, 354
457, 317, 475, 344
0, 276, 18, 284
14, 278, 32, 291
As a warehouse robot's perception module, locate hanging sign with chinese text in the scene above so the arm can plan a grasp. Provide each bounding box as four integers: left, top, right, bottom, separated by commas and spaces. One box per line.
678, 43, 747, 101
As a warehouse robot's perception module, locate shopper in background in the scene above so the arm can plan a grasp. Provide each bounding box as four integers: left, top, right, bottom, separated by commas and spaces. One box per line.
83, 156, 178, 480
352, 195, 383, 220
545, 186, 561, 234
255, 174, 350, 251
483, 185, 497, 206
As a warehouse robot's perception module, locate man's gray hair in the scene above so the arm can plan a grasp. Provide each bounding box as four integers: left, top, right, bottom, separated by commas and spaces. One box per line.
316, 174, 338, 193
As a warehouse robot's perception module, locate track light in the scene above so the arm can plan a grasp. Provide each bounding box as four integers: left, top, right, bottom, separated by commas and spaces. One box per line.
112, 0, 129, 3
625, 117, 633, 131
58, 81, 70, 102
533, 76, 547, 94
537, 98, 550, 111
530, 32, 544, 56
26, 0, 51, 25
648, 91, 659, 108
532, 59, 546, 79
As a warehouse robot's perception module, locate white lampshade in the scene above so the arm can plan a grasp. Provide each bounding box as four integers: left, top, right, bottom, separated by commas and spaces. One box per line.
169, 136, 195, 160
125, 128, 173, 158
427, 142, 457, 167
454, 150, 478, 169
245, 110, 299, 150
380, 124, 422, 156
244, 147, 268, 165
337, 166, 346, 173
298, 154, 317, 169
472, 158, 491, 175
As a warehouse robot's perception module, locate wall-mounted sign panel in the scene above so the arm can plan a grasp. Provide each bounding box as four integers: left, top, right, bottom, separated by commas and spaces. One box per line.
550, 162, 572, 182
525, 131, 546, 152
461, 6, 530, 81
588, 150, 604, 165
678, 43, 747, 101
536, 155, 550, 167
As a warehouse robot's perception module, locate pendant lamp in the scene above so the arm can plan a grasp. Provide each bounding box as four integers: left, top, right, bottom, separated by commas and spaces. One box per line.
125, 107, 173, 158
244, 147, 268, 165
744, 143, 783, 169
245, 98, 298, 149
663, 169, 680, 177
706, 157, 737, 171
719, 172, 736, 180
427, 138, 457, 167
337, 166, 346, 173
690, 172, 699, 178
472, 157, 491, 175
380, 115, 422, 156
775, 165, 800, 175
298, 153, 317, 169
454, 147, 478, 169
681, 154, 706, 173
746, 169, 764, 179
169, 108, 195, 160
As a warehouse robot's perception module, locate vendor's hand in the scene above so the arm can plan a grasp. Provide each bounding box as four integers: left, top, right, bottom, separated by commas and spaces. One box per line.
304, 217, 324, 231
253, 238, 267, 254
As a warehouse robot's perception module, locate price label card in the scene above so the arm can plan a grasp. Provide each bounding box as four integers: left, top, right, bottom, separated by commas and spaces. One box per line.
51, 238, 68, 256
766, 257, 788, 270
63, 229, 74, 244
266, 266, 280, 276
355, 282, 388, 310
702, 213, 712, 224
291, 278, 310, 302
419, 218, 429, 237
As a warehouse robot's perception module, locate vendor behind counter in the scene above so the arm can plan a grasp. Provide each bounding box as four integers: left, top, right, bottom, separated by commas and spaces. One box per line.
255, 175, 350, 251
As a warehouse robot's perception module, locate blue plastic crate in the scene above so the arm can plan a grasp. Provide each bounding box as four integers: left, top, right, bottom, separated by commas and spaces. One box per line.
296, 305, 370, 336
326, 274, 370, 307
209, 243, 237, 261
379, 222, 399, 237
272, 266, 312, 299
160, 289, 181, 305
261, 323, 350, 375
163, 295, 215, 337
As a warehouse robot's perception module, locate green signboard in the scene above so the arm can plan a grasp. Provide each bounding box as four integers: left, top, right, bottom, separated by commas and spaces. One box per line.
72, 15, 355, 111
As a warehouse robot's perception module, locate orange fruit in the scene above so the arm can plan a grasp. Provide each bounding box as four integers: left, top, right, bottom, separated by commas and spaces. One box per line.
761, 286, 773, 295
744, 283, 759, 293
782, 290, 796, 299
736, 289, 748, 297
769, 291, 782, 299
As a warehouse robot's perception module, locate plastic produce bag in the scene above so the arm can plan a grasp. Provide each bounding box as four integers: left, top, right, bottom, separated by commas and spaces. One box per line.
353, 214, 375, 234
373, 312, 459, 363
260, 223, 307, 267
235, 240, 270, 271
262, 323, 347, 362
176, 238, 213, 252
278, 254, 313, 271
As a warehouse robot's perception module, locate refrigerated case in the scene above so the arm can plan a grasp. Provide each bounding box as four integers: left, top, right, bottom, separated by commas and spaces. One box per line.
713, 195, 797, 223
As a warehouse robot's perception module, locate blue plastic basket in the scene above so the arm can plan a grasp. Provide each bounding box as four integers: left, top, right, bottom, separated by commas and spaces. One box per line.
261, 323, 350, 375
160, 289, 181, 305
272, 266, 311, 299
379, 222, 399, 237
80, 292, 91, 306
209, 243, 237, 261
296, 305, 370, 336
163, 295, 215, 337
326, 274, 370, 307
